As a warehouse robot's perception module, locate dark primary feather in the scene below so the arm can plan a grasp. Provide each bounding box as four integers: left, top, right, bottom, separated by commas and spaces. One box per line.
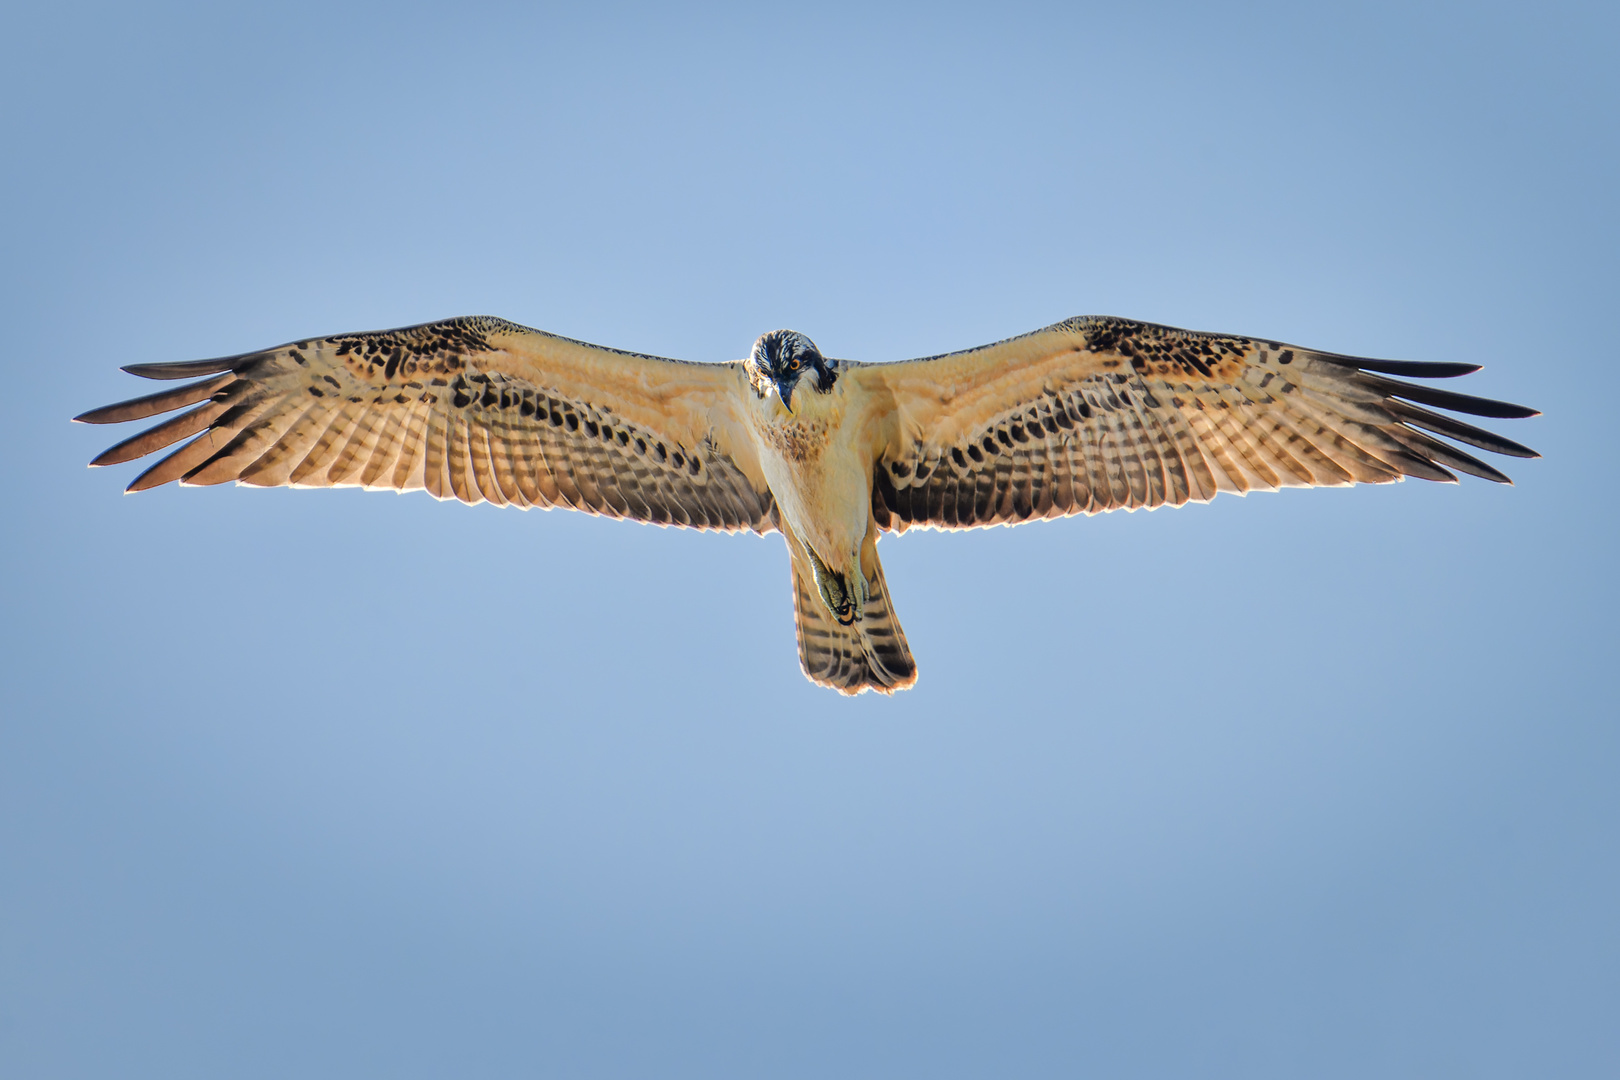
1314, 355, 1482, 379
87, 396, 234, 466
73, 374, 236, 426
1359, 373, 1541, 420
1382, 399, 1538, 459
122, 354, 258, 380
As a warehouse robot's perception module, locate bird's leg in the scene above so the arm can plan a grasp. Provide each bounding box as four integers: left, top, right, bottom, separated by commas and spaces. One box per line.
849, 557, 868, 622
805, 543, 865, 626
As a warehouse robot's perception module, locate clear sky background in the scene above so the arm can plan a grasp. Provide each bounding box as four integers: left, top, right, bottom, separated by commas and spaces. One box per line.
2, 2, 1615, 1077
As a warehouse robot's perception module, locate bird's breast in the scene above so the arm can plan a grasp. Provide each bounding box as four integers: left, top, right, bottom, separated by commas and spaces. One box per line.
761, 414, 833, 463
746, 389, 871, 571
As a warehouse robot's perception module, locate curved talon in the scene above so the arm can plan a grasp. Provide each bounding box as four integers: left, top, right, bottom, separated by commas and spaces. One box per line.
806, 544, 865, 625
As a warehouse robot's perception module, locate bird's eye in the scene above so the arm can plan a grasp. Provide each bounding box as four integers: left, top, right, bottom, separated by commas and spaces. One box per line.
789, 358, 800, 369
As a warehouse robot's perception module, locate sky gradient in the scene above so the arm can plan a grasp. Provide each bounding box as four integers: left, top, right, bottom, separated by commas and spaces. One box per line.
3, 2, 1616, 1076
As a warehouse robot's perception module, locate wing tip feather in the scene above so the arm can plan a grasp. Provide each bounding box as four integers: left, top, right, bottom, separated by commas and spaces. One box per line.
1364, 373, 1540, 420
74, 403, 127, 425
121, 356, 247, 380
1317, 354, 1484, 379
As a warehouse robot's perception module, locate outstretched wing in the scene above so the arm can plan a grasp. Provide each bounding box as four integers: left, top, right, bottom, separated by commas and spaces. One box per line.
854, 316, 1539, 532
77, 316, 775, 532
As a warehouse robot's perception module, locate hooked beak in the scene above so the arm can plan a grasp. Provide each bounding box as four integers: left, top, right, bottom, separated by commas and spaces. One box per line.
775, 376, 796, 413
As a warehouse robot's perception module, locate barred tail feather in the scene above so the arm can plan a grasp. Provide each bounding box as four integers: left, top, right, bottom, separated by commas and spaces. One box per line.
788, 532, 917, 696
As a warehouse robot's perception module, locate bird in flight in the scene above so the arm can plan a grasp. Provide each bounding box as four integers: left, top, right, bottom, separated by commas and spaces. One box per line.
78, 315, 1539, 694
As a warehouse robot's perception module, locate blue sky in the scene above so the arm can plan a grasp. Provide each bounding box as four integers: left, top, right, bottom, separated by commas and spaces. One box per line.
2, 2, 1616, 1076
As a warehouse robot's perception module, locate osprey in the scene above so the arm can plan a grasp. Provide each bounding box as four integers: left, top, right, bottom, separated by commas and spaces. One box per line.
77, 315, 1539, 694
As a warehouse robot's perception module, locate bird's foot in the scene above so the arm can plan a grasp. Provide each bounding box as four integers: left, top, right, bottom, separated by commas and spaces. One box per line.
807, 545, 866, 626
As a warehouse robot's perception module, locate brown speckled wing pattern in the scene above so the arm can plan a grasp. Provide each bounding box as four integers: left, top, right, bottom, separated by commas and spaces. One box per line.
863, 316, 1540, 532
78, 317, 775, 532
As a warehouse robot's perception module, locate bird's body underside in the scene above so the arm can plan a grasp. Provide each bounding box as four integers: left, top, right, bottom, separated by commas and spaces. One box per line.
77, 315, 1539, 695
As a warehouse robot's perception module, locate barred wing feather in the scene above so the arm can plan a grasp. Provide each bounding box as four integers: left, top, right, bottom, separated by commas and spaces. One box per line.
856, 316, 1539, 532
77, 316, 776, 533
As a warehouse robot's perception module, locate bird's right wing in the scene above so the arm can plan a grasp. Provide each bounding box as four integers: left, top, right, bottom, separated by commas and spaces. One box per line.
77, 316, 776, 532
852, 316, 1539, 532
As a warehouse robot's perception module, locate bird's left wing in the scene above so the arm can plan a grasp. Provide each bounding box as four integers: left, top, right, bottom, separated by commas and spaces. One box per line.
852, 316, 1539, 532
77, 316, 775, 532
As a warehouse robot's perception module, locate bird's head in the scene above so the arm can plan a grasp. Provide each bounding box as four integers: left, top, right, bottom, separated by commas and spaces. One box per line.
747, 330, 836, 412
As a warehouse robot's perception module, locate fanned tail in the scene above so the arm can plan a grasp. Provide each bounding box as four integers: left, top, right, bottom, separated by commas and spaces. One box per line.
787, 529, 917, 696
